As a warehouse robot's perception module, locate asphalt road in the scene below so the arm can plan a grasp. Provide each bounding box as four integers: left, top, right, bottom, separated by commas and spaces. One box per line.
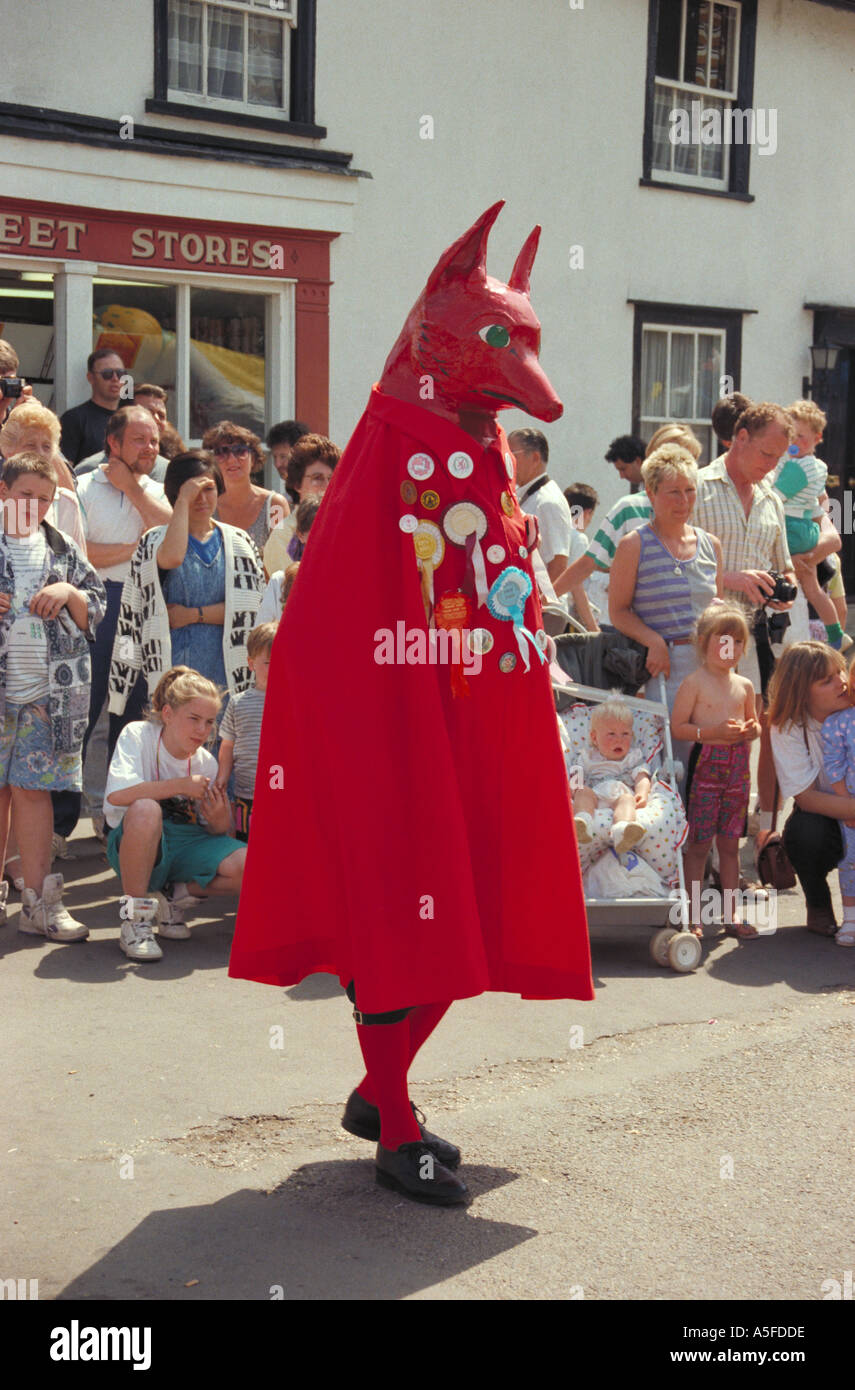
3, 824, 854, 1302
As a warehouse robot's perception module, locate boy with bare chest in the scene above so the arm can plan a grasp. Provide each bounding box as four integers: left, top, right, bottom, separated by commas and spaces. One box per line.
671, 603, 760, 939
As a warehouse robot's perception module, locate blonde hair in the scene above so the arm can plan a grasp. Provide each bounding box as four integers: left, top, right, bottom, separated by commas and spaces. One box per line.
247, 622, 277, 659
0, 400, 61, 455
693, 601, 750, 657
150, 666, 222, 721
590, 693, 634, 733
787, 399, 827, 438
767, 641, 848, 732
641, 443, 699, 495
645, 423, 702, 461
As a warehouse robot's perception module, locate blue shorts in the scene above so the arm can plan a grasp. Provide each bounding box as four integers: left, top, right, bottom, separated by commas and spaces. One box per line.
0, 701, 81, 791
106, 817, 244, 891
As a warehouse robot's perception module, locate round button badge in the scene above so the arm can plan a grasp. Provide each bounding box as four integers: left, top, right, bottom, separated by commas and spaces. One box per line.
467, 628, 494, 655
534, 629, 549, 652
400, 479, 417, 505
407, 453, 435, 481
420, 489, 440, 510
518, 546, 528, 559
447, 451, 474, 479
399, 513, 418, 534
486, 544, 505, 564
500, 491, 515, 518
504, 451, 515, 479
498, 652, 517, 674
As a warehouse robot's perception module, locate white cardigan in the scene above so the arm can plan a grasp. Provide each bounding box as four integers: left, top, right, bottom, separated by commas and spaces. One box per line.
107, 522, 264, 714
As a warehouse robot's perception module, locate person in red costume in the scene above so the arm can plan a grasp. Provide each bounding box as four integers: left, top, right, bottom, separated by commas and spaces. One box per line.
229, 202, 593, 1205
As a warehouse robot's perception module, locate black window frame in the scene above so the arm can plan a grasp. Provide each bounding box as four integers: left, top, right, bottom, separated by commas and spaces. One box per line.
641, 0, 757, 202
149, 0, 325, 140
631, 301, 747, 460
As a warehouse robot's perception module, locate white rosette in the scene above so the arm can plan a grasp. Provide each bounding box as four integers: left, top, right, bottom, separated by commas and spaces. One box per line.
442, 501, 489, 607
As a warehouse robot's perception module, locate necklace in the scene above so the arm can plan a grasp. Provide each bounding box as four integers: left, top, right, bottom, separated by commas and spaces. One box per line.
651, 523, 693, 575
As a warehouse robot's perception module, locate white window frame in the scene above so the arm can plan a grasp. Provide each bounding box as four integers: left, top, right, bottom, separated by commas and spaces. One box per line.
652, 0, 742, 192
167, 0, 298, 117
639, 321, 726, 452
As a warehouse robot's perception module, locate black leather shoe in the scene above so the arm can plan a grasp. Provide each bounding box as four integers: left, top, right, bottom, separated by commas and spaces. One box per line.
375, 1141, 469, 1205
341, 1090, 461, 1169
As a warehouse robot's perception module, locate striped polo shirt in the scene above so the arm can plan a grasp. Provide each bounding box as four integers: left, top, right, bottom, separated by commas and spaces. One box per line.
632, 524, 719, 641
220, 686, 266, 798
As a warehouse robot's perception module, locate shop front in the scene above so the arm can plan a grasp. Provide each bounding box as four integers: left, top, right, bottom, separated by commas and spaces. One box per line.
0, 196, 335, 463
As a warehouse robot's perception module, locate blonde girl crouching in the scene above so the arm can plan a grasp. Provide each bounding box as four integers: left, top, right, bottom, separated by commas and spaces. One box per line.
104, 666, 247, 962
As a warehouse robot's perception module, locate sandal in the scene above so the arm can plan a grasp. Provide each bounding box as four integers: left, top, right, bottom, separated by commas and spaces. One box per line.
724, 921, 760, 940
835, 925, 855, 947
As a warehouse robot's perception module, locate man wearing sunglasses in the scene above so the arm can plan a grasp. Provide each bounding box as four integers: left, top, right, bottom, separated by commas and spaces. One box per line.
59, 349, 129, 466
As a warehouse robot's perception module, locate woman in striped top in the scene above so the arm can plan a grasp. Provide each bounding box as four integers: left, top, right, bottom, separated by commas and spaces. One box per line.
609, 443, 723, 774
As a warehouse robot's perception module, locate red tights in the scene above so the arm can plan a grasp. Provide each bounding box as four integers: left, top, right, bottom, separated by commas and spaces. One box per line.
355, 1001, 451, 1149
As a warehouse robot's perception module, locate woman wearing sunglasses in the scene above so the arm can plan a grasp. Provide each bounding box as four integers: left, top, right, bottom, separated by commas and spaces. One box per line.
202, 422, 285, 568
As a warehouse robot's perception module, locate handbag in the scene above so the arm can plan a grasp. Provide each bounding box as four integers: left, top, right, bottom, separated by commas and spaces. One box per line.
755, 779, 796, 890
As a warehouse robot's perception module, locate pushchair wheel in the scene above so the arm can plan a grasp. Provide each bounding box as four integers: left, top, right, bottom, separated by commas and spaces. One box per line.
667, 932, 702, 973
649, 926, 678, 967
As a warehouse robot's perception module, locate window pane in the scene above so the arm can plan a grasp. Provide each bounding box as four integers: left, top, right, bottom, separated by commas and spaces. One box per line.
92, 282, 178, 425
683, 1, 711, 87
641, 330, 668, 419
168, 0, 203, 94
656, 0, 682, 80
670, 333, 695, 418
652, 85, 677, 173
698, 334, 723, 417
0, 271, 55, 408
190, 288, 266, 438
699, 96, 726, 178
248, 13, 284, 107
709, 4, 736, 92
207, 4, 244, 100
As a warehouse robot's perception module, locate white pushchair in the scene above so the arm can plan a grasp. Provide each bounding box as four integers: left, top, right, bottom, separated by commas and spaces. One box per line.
549, 613, 701, 974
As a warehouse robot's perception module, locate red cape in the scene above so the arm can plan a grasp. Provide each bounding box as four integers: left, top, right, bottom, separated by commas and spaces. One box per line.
228, 387, 593, 1012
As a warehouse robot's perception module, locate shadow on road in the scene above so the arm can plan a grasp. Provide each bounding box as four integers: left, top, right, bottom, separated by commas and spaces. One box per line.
57, 1161, 535, 1300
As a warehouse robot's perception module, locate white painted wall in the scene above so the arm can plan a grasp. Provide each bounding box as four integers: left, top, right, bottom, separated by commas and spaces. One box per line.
3, 0, 855, 526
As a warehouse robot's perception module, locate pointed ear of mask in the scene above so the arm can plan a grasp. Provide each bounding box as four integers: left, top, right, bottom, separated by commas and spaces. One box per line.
508, 226, 541, 297
424, 200, 505, 295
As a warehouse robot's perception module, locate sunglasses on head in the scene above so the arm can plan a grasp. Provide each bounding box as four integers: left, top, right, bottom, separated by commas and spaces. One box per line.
213, 443, 251, 458
97, 368, 125, 380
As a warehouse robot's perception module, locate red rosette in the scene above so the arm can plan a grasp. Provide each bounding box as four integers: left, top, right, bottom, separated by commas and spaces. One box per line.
435, 589, 474, 698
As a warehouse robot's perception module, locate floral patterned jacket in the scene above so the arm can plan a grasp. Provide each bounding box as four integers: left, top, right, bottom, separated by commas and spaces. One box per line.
0, 520, 106, 758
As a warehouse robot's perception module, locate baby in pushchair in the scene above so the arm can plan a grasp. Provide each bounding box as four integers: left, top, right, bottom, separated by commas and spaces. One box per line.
572, 696, 652, 855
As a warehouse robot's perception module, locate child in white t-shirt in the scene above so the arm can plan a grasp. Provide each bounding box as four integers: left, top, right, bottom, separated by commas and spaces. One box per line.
572, 695, 651, 853
104, 666, 246, 962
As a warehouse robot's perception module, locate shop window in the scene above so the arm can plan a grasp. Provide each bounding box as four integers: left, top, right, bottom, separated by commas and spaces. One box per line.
0, 271, 55, 407
189, 286, 266, 437
93, 280, 178, 422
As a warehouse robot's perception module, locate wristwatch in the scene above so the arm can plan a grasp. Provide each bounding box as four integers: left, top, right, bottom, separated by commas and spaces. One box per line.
197, 607, 204, 624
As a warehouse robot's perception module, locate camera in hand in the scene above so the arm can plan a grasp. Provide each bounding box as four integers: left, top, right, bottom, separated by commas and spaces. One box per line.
0, 377, 23, 399
765, 571, 797, 604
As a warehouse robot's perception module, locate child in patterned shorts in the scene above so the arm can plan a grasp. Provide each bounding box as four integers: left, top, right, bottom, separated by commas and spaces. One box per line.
671, 603, 760, 941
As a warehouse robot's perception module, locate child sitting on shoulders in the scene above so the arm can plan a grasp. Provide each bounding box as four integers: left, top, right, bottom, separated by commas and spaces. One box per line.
215, 622, 275, 842
671, 603, 760, 941
772, 401, 842, 649
573, 695, 651, 854
104, 666, 247, 962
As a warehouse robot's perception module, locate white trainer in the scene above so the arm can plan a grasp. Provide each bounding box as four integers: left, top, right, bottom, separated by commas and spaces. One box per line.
154, 889, 191, 940
51, 833, 77, 862
19, 873, 88, 942
119, 897, 163, 961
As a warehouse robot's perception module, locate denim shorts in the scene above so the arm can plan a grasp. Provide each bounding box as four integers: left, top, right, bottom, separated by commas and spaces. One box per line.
106, 817, 244, 891
0, 701, 81, 791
